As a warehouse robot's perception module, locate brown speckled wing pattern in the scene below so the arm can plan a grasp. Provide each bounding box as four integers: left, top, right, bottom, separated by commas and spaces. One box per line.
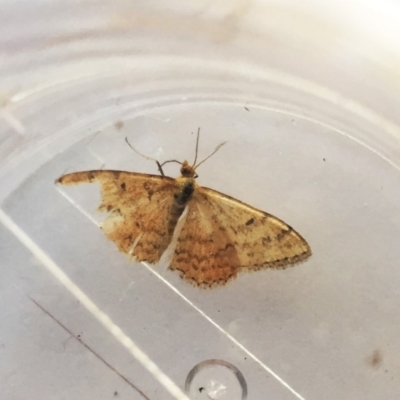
57, 171, 180, 263
170, 186, 311, 286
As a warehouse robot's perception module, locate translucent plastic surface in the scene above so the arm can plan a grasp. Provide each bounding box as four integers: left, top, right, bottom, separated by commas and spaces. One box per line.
1, 1, 400, 400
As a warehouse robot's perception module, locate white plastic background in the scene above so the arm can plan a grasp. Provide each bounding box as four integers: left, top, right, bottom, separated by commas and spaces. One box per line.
1, 1, 400, 399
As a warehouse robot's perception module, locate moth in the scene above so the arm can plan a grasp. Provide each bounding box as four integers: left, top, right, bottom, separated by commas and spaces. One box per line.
56, 130, 311, 287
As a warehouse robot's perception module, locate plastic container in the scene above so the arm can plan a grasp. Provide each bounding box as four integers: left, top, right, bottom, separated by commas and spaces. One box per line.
1, 1, 400, 399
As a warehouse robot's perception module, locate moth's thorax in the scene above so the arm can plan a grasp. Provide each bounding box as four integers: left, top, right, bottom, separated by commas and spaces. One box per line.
180, 160, 196, 178
174, 177, 196, 206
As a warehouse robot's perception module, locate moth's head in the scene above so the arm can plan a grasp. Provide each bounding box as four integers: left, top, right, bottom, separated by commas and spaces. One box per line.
179, 129, 227, 179
180, 160, 197, 178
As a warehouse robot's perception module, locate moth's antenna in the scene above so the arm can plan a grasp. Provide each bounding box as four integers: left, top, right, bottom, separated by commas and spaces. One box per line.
192, 127, 201, 167
124, 137, 166, 176
194, 141, 227, 170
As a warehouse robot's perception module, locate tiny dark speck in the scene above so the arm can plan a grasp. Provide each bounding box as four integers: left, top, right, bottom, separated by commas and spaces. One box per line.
246, 218, 255, 226
114, 121, 124, 130
367, 349, 383, 369
199, 387, 205, 393
120, 182, 126, 190
323, 158, 326, 162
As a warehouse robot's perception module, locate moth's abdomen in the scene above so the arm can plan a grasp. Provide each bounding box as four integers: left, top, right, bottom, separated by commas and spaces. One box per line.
167, 178, 196, 236
174, 178, 195, 206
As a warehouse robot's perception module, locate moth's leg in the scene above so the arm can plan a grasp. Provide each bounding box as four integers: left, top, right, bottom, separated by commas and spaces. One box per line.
159, 160, 183, 175
156, 161, 165, 176
128, 234, 143, 259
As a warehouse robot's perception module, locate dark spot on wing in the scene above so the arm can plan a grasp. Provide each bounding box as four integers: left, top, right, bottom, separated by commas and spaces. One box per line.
143, 182, 155, 200
245, 218, 254, 226
262, 236, 272, 245
277, 227, 293, 241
